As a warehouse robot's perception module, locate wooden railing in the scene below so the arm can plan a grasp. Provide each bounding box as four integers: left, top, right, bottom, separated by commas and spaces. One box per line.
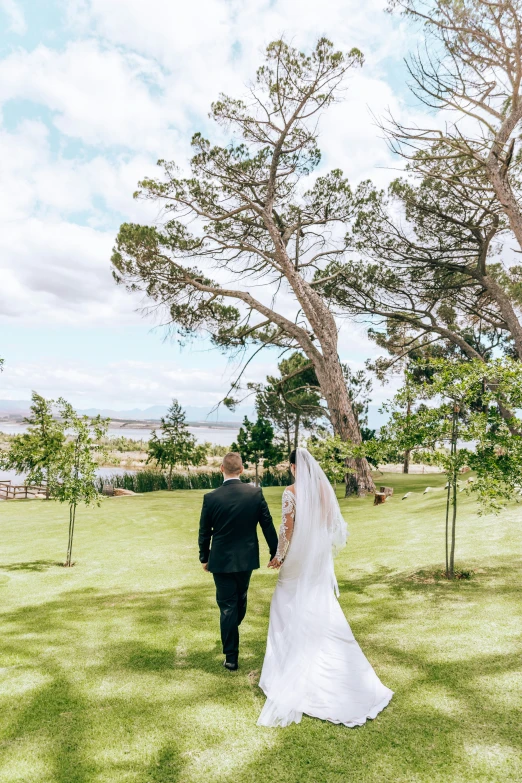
0, 481, 48, 500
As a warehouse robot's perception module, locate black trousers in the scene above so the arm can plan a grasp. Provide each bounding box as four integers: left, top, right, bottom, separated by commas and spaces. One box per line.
212, 570, 252, 659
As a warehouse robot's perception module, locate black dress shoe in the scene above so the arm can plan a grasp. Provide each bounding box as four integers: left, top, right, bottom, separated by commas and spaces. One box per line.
223, 658, 238, 671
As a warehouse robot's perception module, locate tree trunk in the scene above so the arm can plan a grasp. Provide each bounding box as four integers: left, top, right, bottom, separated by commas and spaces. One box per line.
286, 420, 293, 483
479, 272, 522, 360
450, 471, 457, 579
314, 354, 375, 496
285, 421, 291, 459
447, 406, 459, 579
65, 503, 77, 567
403, 393, 412, 474
445, 476, 451, 579
482, 127, 522, 360
255, 459, 259, 487
486, 144, 522, 278
268, 238, 375, 496
168, 464, 173, 491
294, 413, 300, 451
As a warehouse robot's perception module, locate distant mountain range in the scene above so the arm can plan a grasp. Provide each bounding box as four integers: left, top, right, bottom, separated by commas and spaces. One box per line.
0, 400, 254, 424
0, 399, 387, 428
0, 400, 30, 417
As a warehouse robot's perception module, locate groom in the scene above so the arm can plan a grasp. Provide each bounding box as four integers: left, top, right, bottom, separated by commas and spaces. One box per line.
198, 452, 278, 671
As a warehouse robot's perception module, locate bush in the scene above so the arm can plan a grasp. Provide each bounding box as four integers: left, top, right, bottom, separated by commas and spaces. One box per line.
100, 435, 149, 452
260, 468, 290, 486
204, 442, 229, 457
96, 467, 289, 493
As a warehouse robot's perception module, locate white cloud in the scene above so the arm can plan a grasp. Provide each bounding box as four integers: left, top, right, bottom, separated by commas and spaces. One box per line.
0, 0, 430, 408
0, 347, 399, 423
0, 215, 144, 325
0, 119, 160, 223
0, 355, 277, 409
0, 117, 162, 324
0, 0, 26, 35
0, 41, 181, 151
62, 0, 412, 158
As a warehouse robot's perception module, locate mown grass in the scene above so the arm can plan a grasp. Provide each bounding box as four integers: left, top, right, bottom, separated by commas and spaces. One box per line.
0, 473, 521, 782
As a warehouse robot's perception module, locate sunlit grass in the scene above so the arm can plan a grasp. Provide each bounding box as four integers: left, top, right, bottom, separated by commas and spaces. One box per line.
1, 474, 521, 782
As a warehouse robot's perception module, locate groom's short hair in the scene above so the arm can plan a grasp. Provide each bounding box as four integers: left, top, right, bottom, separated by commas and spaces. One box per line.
222, 452, 243, 475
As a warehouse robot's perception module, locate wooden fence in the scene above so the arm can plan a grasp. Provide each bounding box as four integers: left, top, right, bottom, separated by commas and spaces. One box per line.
0, 481, 47, 500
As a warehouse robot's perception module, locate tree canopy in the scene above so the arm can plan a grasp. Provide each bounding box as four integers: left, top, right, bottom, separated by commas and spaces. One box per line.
0, 392, 65, 497
253, 352, 323, 457
147, 400, 207, 489
231, 416, 282, 485
111, 37, 375, 495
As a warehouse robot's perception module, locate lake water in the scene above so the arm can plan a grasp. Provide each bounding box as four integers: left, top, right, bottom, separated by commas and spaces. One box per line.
0, 423, 239, 445
0, 466, 136, 485
0, 423, 240, 486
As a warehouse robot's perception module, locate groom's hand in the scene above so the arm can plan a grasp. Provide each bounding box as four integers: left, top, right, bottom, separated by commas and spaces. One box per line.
267, 557, 281, 569
202, 563, 209, 572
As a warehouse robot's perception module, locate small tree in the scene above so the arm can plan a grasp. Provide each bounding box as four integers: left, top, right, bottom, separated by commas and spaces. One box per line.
255, 352, 324, 460
0, 392, 65, 497
382, 358, 522, 578
147, 400, 207, 489
343, 365, 376, 442
307, 434, 356, 492
55, 401, 108, 567
231, 416, 282, 486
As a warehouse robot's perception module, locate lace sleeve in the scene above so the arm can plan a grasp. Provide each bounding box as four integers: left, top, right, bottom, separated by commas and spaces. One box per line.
275, 488, 296, 562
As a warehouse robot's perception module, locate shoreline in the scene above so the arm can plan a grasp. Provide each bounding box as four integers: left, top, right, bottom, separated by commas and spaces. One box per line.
0, 418, 242, 430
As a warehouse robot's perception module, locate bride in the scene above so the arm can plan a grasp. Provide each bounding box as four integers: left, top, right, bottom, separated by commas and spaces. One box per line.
258, 447, 393, 728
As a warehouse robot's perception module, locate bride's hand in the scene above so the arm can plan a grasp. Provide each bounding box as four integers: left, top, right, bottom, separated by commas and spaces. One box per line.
268, 557, 282, 569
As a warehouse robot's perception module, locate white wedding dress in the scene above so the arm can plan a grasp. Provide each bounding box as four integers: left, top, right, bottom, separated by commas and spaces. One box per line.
258, 448, 393, 728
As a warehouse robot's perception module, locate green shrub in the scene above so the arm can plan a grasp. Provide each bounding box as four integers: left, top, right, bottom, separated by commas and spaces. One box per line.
96, 467, 289, 493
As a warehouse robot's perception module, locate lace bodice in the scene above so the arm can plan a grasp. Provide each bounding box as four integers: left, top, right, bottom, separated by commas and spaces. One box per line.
275, 487, 296, 562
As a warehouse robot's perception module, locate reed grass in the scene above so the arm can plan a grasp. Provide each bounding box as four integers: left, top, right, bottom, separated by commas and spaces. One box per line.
96, 467, 290, 493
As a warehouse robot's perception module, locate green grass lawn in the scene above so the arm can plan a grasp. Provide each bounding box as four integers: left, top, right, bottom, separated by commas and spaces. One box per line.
1, 473, 521, 783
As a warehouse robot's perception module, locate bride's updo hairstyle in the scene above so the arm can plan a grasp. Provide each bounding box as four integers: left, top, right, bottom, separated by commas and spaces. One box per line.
289, 450, 297, 465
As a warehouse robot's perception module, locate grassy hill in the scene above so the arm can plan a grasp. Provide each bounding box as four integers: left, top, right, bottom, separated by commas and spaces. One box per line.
0, 473, 521, 782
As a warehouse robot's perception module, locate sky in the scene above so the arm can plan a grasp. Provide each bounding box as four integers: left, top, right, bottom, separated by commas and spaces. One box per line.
0, 0, 423, 421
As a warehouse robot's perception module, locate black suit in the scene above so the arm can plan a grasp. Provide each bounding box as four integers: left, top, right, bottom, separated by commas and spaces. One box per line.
198, 479, 278, 659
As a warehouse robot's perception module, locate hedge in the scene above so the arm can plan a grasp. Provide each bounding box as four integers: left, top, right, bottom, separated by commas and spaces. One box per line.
96, 468, 290, 493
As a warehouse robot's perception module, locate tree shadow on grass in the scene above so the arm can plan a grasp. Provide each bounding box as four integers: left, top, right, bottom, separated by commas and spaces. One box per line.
110, 641, 178, 673
0, 559, 60, 572
0, 666, 95, 783
338, 557, 522, 609
1, 561, 521, 782
146, 744, 184, 783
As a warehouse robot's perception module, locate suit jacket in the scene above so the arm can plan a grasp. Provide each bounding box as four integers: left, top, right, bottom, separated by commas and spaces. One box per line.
198, 479, 278, 573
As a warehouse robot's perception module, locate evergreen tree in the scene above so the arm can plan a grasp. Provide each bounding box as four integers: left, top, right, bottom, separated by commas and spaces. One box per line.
255, 352, 323, 458
111, 38, 376, 496
343, 365, 375, 442
231, 416, 282, 486
147, 400, 207, 490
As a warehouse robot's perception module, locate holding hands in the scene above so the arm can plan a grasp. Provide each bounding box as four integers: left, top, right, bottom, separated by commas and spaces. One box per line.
268, 557, 282, 569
